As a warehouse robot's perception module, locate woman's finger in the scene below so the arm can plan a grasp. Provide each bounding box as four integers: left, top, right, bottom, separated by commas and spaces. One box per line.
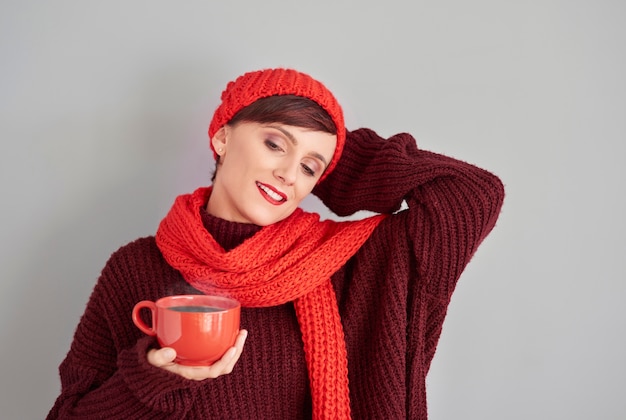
205, 329, 248, 375
147, 347, 177, 367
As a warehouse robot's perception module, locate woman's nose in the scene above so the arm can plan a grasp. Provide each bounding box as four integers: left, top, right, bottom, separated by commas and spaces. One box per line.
274, 160, 298, 185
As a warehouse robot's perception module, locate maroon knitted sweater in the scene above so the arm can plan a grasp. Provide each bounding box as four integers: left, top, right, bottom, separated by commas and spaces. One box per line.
48, 128, 504, 419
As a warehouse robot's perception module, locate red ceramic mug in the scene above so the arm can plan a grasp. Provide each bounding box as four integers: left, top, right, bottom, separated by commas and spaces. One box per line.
132, 295, 241, 366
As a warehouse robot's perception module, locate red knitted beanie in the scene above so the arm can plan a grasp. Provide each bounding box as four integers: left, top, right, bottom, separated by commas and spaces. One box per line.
208, 68, 345, 179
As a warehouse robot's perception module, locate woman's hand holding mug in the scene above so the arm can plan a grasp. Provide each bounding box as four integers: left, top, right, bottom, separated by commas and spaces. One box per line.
147, 329, 248, 380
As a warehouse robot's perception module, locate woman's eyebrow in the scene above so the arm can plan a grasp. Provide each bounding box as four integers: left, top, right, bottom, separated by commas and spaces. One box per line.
267, 125, 329, 167
268, 125, 298, 145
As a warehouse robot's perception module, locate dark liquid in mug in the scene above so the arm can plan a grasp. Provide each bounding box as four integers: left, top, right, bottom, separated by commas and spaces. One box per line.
169, 305, 222, 313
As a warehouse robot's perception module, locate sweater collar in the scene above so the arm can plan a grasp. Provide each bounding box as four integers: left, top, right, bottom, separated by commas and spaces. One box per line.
199, 205, 261, 252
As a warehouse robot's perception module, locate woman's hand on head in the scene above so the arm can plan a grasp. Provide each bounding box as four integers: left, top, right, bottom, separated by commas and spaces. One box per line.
147, 329, 248, 381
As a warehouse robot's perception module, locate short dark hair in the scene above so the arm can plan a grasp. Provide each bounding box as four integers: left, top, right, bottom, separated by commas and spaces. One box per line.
228, 95, 337, 134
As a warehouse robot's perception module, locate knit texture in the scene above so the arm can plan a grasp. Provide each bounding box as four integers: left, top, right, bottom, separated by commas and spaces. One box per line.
48, 128, 505, 420
208, 68, 345, 180
156, 186, 385, 420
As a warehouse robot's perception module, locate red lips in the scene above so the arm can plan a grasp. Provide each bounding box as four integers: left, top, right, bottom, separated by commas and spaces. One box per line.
256, 182, 287, 205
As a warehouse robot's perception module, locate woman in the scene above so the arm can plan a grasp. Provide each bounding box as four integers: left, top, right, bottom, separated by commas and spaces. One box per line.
48, 68, 504, 419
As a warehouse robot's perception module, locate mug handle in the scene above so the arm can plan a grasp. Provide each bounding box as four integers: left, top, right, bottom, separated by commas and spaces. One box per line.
132, 300, 157, 336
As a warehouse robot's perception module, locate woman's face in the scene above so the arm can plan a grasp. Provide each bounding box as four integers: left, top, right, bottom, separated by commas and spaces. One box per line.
207, 121, 337, 226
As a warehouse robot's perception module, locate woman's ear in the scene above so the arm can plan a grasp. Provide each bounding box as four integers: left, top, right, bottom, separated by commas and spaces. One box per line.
211, 126, 228, 156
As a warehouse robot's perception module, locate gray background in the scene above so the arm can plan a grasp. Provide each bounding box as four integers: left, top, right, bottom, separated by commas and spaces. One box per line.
1, 1, 624, 419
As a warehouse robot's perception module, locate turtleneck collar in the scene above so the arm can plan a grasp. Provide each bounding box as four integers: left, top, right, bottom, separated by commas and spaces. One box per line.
199, 205, 262, 251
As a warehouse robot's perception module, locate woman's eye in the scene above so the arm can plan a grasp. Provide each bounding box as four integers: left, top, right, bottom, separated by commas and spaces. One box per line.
301, 163, 316, 177
265, 140, 282, 151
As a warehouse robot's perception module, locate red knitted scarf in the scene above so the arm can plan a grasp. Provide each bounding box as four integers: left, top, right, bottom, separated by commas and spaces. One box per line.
156, 187, 385, 419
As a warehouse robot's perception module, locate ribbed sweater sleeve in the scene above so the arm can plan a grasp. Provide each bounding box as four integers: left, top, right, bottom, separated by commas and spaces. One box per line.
314, 127, 505, 300
47, 243, 204, 419
315, 128, 504, 416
